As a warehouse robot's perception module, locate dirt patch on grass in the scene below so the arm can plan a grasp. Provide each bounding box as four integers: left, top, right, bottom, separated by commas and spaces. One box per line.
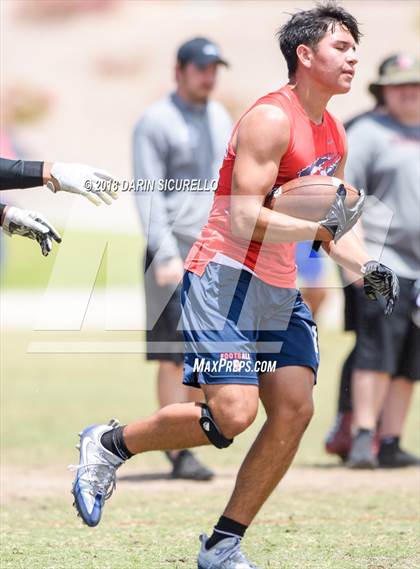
1, 462, 419, 504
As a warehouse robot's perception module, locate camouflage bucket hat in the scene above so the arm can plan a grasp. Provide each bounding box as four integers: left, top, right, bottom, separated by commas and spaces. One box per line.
369, 53, 420, 98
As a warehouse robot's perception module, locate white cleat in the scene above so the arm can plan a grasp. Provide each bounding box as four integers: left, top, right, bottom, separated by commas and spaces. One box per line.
197, 534, 260, 569
69, 419, 124, 527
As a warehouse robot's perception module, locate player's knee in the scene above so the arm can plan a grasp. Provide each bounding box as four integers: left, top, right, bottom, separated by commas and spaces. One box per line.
221, 405, 257, 438
213, 399, 258, 439
291, 401, 314, 431
220, 414, 252, 439
273, 399, 314, 432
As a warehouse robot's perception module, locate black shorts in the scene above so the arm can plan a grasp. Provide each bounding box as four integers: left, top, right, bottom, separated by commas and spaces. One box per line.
343, 282, 358, 332
144, 248, 185, 364
348, 277, 419, 381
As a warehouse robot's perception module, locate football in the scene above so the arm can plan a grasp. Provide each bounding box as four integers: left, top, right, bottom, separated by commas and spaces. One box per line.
264, 175, 361, 222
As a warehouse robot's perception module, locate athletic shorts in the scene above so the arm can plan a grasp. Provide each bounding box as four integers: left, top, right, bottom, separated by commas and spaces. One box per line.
352, 277, 419, 381
144, 248, 184, 363
181, 262, 320, 388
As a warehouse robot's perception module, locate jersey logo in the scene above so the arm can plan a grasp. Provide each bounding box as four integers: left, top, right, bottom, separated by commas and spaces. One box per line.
297, 153, 341, 177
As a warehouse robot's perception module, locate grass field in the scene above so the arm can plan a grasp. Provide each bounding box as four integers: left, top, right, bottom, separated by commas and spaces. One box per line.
1, 329, 419, 569
1, 231, 143, 290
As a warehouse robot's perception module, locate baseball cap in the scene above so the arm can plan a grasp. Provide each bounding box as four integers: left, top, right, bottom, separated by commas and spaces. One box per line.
369, 54, 420, 97
177, 37, 229, 68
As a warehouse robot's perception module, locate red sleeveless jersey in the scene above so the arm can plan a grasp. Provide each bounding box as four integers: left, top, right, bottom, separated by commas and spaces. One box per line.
185, 84, 346, 287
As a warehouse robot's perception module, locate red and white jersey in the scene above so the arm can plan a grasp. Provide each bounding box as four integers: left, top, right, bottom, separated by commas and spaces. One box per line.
185, 84, 346, 288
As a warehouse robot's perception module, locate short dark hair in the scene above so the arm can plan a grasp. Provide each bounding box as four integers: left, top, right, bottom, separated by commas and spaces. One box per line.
277, 1, 361, 79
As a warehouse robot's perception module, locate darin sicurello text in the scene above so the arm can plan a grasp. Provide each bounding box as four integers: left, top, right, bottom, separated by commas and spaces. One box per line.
120, 178, 219, 192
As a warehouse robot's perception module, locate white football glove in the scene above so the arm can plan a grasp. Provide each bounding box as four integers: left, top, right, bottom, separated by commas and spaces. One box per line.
46, 162, 119, 206
2, 206, 62, 257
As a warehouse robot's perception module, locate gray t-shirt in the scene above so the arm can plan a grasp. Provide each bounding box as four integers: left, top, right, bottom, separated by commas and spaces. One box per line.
345, 111, 420, 279
133, 92, 232, 263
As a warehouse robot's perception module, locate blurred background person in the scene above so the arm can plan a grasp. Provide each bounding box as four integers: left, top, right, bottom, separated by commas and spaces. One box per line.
133, 37, 232, 480
325, 54, 420, 469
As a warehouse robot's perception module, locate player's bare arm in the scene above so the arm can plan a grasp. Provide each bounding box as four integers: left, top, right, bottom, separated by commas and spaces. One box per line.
321, 149, 370, 273
230, 105, 332, 243
323, 223, 369, 273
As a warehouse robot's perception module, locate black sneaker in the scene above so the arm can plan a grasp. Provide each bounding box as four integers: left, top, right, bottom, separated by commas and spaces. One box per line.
347, 430, 378, 469
166, 450, 215, 481
378, 442, 420, 468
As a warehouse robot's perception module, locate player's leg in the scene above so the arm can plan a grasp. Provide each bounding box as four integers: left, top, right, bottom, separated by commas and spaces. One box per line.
157, 361, 212, 480
146, 244, 213, 479
197, 366, 314, 569
223, 365, 314, 525
198, 288, 318, 569
124, 383, 259, 454
71, 262, 256, 529
130, 257, 262, 453
71, 382, 258, 527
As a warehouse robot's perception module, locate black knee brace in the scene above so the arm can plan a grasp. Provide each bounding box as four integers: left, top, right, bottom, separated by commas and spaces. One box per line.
199, 404, 233, 449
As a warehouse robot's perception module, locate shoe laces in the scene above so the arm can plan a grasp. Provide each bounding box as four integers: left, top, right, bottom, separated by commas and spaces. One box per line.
69, 450, 118, 501
212, 538, 258, 568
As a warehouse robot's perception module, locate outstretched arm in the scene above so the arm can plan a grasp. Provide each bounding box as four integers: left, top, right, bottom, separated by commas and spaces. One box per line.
0, 158, 44, 190
322, 226, 370, 275
0, 157, 118, 205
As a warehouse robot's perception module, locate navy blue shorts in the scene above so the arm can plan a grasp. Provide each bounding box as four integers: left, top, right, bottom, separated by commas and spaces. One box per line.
181, 262, 319, 388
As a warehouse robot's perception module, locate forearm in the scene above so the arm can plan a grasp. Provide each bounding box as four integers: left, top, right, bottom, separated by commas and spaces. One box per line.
322, 228, 371, 275
232, 201, 332, 243
0, 158, 44, 190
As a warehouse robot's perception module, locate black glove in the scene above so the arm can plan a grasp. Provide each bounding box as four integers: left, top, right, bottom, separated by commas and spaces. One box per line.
361, 260, 400, 316
312, 184, 366, 252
